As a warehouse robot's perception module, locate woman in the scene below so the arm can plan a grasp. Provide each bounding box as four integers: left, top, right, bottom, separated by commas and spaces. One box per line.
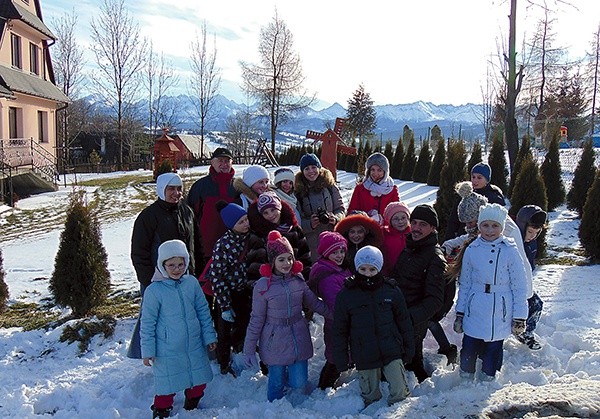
295, 153, 345, 262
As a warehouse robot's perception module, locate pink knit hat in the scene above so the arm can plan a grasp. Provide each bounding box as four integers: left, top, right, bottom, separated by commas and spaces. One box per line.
266, 230, 294, 263
383, 201, 411, 224
317, 231, 348, 258
257, 191, 282, 213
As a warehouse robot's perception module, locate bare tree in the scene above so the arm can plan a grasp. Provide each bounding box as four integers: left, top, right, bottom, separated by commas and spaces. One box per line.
240, 9, 315, 153
145, 41, 180, 135
189, 21, 221, 157
585, 23, 600, 137
50, 9, 85, 170
89, 0, 147, 169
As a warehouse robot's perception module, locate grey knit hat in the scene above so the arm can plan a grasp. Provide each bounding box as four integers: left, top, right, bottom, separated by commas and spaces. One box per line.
456, 181, 488, 223
365, 152, 390, 179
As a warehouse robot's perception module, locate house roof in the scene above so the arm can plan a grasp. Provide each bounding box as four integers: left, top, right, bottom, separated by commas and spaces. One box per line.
0, 1, 55, 40
175, 134, 215, 159
0, 64, 69, 103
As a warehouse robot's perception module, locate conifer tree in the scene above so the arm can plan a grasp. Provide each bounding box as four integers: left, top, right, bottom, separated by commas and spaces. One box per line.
427, 138, 445, 186
345, 84, 377, 143
0, 248, 8, 313
345, 139, 357, 172
540, 132, 566, 211
508, 135, 532, 198
50, 191, 111, 317
488, 131, 509, 194
383, 139, 394, 165
430, 125, 443, 153
400, 136, 417, 180
508, 156, 548, 218
467, 142, 483, 174
412, 140, 432, 183
390, 137, 404, 179
579, 169, 600, 259
567, 139, 597, 217
352, 140, 363, 174
434, 140, 467, 240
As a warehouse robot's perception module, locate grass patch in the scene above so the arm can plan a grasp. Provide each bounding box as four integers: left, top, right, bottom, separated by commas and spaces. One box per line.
77, 174, 153, 190
60, 316, 117, 354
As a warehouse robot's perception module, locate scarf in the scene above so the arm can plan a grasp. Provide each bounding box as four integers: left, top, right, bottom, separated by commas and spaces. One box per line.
363, 176, 395, 197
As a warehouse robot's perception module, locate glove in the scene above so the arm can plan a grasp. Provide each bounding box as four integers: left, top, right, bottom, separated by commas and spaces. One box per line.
453, 313, 464, 334
221, 309, 235, 323
512, 319, 526, 336
244, 353, 259, 369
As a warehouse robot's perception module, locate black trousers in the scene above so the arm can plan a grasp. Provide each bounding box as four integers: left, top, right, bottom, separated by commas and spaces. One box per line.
215, 288, 252, 368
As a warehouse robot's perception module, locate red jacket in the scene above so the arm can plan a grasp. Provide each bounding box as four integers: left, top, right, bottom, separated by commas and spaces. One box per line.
347, 182, 399, 218
381, 225, 410, 277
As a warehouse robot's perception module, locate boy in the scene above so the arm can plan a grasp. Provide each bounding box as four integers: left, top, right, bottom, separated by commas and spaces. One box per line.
333, 246, 415, 407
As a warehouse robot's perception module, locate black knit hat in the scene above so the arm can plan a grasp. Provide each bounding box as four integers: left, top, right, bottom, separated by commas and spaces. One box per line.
410, 204, 438, 228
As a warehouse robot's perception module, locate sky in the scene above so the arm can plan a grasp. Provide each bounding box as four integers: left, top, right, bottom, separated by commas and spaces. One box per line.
1, 152, 600, 417
41, 0, 600, 108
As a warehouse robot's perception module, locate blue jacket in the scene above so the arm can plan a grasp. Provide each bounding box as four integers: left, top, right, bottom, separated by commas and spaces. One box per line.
141, 273, 217, 395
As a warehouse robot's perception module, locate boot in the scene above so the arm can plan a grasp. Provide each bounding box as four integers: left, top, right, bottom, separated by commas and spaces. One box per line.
259, 360, 269, 376
151, 405, 172, 418
183, 389, 201, 410
406, 360, 430, 383
318, 361, 340, 390
220, 364, 237, 377
438, 344, 458, 365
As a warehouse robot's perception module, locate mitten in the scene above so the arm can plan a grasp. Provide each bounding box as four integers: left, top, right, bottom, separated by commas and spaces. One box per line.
512, 319, 526, 336
221, 309, 235, 323
453, 313, 464, 334
244, 353, 259, 369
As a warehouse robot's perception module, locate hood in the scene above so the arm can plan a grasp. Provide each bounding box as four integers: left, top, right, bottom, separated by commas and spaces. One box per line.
155, 172, 182, 201
156, 239, 190, 278
233, 176, 261, 201
294, 167, 336, 197
516, 205, 546, 238
335, 213, 384, 248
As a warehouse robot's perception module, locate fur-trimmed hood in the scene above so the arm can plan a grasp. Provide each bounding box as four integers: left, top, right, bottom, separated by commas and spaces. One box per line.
335, 213, 384, 248
294, 167, 336, 197
248, 199, 298, 236
233, 176, 261, 201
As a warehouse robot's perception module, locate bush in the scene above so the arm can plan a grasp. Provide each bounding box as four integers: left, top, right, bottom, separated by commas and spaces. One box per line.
467, 142, 482, 174
567, 139, 596, 218
427, 138, 445, 186
50, 191, 111, 317
540, 133, 566, 211
434, 140, 467, 240
412, 141, 431, 183
508, 135, 532, 198
400, 136, 417, 180
488, 131, 509, 194
390, 137, 404, 179
508, 156, 548, 218
579, 170, 600, 259
0, 249, 8, 313
155, 159, 173, 178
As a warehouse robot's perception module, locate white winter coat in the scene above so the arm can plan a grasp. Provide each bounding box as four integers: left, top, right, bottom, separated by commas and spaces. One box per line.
456, 235, 529, 342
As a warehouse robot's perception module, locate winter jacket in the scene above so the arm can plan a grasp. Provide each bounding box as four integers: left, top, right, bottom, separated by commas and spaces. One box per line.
233, 177, 265, 210
392, 232, 447, 332
347, 182, 400, 220
295, 168, 346, 262
243, 272, 331, 366
516, 205, 547, 271
381, 225, 410, 277
332, 273, 415, 371
307, 258, 352, 362
205, 229, 266, 311
187, 167, 237, 270
335, 213, 384, 271
131, 199, 195, 290
455, 235, 529, 342
273, 187, 302, 223
247, 199, 312, 278
140, 274, 216, 395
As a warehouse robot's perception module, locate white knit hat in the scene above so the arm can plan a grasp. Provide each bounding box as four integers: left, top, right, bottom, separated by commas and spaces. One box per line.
156, 173, 183, 201
243, 165, 270, 187
273, 167, 295, 185
478, 203, 508, 230
157, 239, 189, 278
354, 245, 384, 272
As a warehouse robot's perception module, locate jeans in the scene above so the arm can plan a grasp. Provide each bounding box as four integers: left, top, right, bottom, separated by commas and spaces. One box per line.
460, 334, 504, 378
267, 360, 308, 402
525, 293, 543, 336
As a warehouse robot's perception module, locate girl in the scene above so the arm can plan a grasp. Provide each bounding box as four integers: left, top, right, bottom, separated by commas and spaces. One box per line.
243, 231, 331, 402
453, 203, 529, 381
234, 165, 271, 210
307, 231, 352, 389
205, 201, 265, 376
141, 239, 217, 418
295, 153, 346, 262
380, 201, 411, 277
335, 211, 384, 271
273, 167, 302, 223
347, 152, 400, 224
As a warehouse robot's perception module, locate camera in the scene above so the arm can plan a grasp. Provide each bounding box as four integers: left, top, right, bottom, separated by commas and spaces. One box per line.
316, 207, 330, 224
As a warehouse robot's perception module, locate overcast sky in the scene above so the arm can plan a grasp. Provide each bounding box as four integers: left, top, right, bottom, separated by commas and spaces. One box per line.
43, 0, 600, 108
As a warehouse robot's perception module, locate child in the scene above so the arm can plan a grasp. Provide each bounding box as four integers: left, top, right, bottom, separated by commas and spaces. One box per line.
335, 211, 384, 271
453, 203, 529, 381
273, 167, 302, 223
234, 165, 271, 210
243, 231, 331, 402
307, 231, 352, 389
333, 246, 415, 407
205, 201, 265, 376
380, 201, 411, 277
515, 204, 547, 350
140, 239, 217, 418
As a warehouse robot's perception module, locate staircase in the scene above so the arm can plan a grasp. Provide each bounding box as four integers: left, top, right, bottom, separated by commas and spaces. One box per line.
0, 138, 58, 204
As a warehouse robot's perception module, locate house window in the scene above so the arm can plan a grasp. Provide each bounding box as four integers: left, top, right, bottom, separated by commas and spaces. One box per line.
9, 107, 19, 138
11, 34, 22, 69
38, 111, 48, 143
30, 43, 39, 75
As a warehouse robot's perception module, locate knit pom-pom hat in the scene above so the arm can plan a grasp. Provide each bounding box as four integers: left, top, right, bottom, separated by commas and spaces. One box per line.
383, 201, 411, 224
259, 230, 303, 293
456, 181, 488, 223
317, 231, 348, 258
478, 203, 508, 230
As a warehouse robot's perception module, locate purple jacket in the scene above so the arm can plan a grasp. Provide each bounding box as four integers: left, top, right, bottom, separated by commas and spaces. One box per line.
308, 258, 351, 361
244, 273, 331, 366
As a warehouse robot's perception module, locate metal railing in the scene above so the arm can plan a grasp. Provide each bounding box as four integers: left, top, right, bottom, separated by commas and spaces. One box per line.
0, 137, 58, 185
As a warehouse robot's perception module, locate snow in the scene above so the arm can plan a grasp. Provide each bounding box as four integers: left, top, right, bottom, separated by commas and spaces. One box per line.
1, 162, 599, 418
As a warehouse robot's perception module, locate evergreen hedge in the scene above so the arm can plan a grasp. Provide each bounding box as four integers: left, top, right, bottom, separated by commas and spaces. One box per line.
488, 131, 509, 194
540, 133, 566, 211
412, 141, 431, 183
427, 138, 445, 186
434, 140, 467, 240
579, 169, 600, 259
567, 139, 596, 218
400, 137, 417, 181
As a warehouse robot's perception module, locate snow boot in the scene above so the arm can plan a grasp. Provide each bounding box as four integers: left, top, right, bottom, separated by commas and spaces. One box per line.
151, 405, 172, 418
259, 360, 269, 376
438, 344, 458, 365
183, 389, 201, 410
318, 361, 340, 390
220, 364, 237, 377
406, 360, 430, 383
517, 334, 542, 350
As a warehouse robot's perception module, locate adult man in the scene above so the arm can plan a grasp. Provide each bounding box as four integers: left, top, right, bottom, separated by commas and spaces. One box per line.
392, 204, 447, 383
187, 147, 237, 272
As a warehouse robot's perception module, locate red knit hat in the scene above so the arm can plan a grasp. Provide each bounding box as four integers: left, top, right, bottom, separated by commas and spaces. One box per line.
317, 231, 348, 258
266, 230, 294, 263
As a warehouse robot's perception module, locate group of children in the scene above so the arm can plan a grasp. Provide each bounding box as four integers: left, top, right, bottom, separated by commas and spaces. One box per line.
138, 160, 548, 417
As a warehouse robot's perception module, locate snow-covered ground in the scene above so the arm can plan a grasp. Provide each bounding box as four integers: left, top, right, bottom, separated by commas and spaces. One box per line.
1, 162, 599, 418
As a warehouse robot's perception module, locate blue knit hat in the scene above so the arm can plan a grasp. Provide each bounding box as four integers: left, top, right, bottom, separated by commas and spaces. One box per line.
354, 245, 384, 272
300, 153, 322, 171
219, 202, 247, 229
471, 162, 491, 183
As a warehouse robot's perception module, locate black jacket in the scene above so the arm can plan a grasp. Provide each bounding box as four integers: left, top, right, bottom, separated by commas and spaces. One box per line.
391, 232, 447, 331
332, 273, 415, 371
